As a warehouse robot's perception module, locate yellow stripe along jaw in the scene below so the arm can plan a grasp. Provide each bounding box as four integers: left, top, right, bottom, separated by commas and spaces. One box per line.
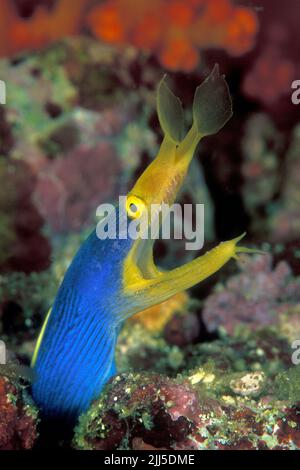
123, 233, 255, 315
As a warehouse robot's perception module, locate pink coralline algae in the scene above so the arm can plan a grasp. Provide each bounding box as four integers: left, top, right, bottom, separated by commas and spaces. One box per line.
202, 254, 300, 335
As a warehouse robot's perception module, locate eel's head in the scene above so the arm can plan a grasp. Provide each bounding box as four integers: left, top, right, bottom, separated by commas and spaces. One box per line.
126, 65, 232, 220
121, 65, 233, 300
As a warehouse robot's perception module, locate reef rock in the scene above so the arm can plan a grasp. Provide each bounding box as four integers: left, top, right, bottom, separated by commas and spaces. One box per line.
73, 367, 300, 450
0, 374, 39, 450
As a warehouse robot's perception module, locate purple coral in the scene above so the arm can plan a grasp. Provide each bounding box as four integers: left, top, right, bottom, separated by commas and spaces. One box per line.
202, 254, 300, 334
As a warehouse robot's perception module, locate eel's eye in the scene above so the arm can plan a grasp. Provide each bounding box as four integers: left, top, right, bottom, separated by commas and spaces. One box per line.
126, 195, 146, 219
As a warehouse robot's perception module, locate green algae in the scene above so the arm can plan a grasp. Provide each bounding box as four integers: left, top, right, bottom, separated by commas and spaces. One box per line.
274, 365, 300, 403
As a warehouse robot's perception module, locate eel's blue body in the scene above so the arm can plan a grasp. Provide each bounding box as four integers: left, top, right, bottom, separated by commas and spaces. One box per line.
32, 211, 134, 418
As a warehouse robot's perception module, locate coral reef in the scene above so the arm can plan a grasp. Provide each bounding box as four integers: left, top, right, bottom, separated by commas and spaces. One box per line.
116, 297, 202, 377
74, 373, 202, 450
0, 0, 299, 452
0, 36, 214, 249
240, 116, 300, 243
73, 362, 300, 450
0, 269, 56, 351
243, 46, 295, 106
0, 373, 39, 450
241, 114, 283, 231
118, 304, 295, 382
74, 251, 299, 451
117, 317, 185, 377
0, 0, 258, 72
202, 254, 300, 337
88, 0, 258, 71
269, 125, 300, 242
275, 366, 300, 404
35, 142, 121, 232
0, 38, 158, 233
185, 328, 293, 376
0, 158, 50, 273
243, 0, 300, 108
0, 37, 213, 374
163, 309, 201, 348
0, 229, 90, 361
